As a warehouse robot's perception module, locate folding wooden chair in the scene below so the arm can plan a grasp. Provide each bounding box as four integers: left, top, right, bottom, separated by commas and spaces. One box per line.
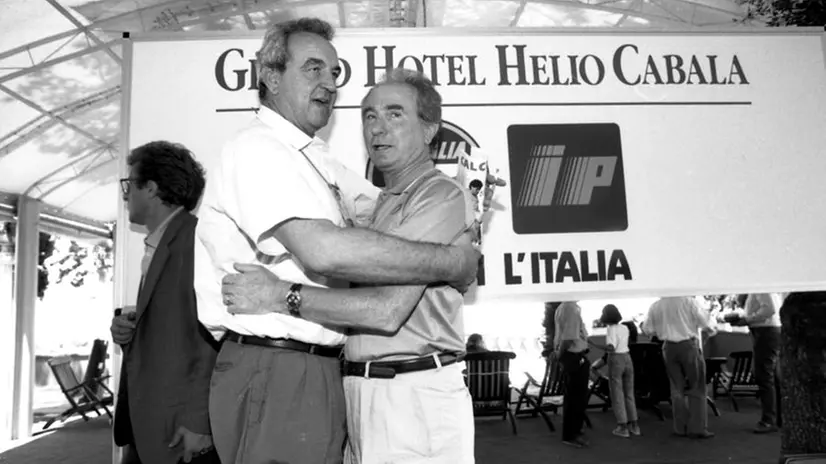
464, 351, 518, 435
42, 342, 114, 430
717, 350, 759, 412
513, 355, 593, 433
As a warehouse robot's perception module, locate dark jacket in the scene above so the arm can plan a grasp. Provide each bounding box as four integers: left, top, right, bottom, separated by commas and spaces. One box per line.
114, 212, 219, 464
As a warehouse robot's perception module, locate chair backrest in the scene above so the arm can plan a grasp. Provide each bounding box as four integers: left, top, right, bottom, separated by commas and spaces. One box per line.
83, 339, 108, 385
48, 356, 83, 394
729, 351, 756, 386
465, 351, 516, 403
534, 354, 565, 398
630, 342, 670, 401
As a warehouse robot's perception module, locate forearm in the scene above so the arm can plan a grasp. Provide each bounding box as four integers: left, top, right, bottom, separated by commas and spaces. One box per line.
285, 282, 424, 334
320, 227, 466, 285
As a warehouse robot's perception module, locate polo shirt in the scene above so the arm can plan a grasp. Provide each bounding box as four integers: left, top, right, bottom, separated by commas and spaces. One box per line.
344, 167, 475, 362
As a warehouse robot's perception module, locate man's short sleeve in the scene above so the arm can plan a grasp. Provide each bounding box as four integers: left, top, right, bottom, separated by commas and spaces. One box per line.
691, 299, 711, 330
387, 177, 473, 244
555, 302, 581, 342
228, 132, 333, 255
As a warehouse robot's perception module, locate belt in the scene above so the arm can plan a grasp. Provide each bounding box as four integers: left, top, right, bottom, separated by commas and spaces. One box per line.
342, 352, 465, 379
664, 337, 698, 344
223, 331, 343, 358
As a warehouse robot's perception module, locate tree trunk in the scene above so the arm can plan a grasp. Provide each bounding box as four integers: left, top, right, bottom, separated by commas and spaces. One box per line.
779, 291, 826, 455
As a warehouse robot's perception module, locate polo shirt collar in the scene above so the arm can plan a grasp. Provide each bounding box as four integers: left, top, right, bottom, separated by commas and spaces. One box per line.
384, 163, 439, 195
257, 105, 319, 151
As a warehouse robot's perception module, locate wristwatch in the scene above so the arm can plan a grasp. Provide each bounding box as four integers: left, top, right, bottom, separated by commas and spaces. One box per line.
285, 283, 303, 318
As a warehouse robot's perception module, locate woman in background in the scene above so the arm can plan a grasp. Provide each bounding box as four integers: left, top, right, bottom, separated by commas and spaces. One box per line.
598, 304, 641, 438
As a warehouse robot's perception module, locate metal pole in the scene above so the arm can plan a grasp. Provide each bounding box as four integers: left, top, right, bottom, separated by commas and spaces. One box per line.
11, 197, 40, 440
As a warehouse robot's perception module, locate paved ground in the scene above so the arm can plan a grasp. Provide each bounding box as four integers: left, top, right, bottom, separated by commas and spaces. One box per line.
1, 397, 780, 464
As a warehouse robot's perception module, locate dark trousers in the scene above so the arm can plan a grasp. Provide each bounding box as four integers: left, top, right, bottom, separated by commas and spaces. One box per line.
662, 338, 708, 435
559, 351, 591, 441
750, 326, 781, 426
209, 341, 347, 464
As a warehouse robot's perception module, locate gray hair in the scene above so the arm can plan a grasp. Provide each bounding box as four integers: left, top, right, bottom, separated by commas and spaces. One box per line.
256, 17, 335, 102
366, 68, 443, 151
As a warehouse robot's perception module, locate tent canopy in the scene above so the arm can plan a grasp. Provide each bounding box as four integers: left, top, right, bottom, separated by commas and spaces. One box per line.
0, 0, 763, 229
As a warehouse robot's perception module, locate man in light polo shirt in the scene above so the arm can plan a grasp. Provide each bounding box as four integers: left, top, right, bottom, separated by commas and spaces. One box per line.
194, 19, 480, 464
643, 296, 717, 439
221, 68, 478, 463
554, 301, 592, 448
743, 292, 785, 433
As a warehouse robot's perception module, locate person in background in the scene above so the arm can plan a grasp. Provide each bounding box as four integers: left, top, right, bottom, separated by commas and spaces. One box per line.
596, 304, 640, 438
111, 141, 219, 464
743, 293, 785, 433
466, 333, 489, 352
643, 296, 717, 439
554, 301, 591, 448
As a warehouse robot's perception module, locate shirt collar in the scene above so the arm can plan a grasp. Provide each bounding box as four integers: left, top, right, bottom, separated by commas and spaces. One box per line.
383, 164, 439, 195
144, 207, 184, 249
257, 105, 320, 152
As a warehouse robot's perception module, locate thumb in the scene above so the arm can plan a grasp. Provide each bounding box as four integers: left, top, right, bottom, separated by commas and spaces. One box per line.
168, 429, 183, 448
233, 263, 261, 273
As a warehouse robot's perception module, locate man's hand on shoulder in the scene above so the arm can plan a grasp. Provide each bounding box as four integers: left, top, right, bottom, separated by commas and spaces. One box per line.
168, 426, 213, 463
221, 264, 289, 315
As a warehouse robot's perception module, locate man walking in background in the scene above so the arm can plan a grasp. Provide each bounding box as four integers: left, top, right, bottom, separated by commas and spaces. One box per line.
554, 300, 592, 448
643, 296, 716, 439
743, 292, 785, 433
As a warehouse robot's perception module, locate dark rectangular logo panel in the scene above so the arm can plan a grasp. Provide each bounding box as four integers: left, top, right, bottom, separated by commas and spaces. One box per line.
508, 123, 628, 234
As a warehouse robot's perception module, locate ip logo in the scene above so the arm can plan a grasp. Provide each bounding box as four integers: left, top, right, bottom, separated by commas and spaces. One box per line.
508, 123, 628, 234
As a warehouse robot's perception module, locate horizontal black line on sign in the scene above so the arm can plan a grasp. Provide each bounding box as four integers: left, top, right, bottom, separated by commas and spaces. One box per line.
215, 101, 752, 113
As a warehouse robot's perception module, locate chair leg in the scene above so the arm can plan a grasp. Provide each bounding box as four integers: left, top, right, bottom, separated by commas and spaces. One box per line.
507, 409, 518, 435
730, 394, 739, 412
537, 409, 555, 433
707, 396, 720, 417
584, 413, 593, 429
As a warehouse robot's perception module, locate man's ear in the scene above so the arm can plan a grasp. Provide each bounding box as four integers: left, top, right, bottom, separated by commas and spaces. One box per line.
424, 123, 439, 146
263, 68, 281, 95
145, 180, 159, 198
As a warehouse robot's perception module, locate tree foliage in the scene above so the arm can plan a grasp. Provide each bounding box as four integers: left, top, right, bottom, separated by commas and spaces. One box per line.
3, 221, 55, 298
739, 0, 826, 26
47, 236, 114, 288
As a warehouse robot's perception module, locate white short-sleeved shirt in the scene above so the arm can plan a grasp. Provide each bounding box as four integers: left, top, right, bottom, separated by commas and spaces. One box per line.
642, 297, 711, 343
194, 107, 376, 345
606, 324, 630, 354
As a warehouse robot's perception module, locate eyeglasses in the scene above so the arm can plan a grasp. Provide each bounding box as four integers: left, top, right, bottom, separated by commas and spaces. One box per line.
119, 178, 138, 195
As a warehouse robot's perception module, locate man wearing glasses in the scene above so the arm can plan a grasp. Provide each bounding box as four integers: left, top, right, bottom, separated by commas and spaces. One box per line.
111, 141, 220, 464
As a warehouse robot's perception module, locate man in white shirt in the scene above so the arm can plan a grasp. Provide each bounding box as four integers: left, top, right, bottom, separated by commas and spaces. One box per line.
643, 296, 717, 439
554, 301, 592, 448
194, 18, 480, 464
743, 293, 785, 433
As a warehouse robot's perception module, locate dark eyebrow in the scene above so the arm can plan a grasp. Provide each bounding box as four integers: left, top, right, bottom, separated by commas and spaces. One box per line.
361, 103, 407, 117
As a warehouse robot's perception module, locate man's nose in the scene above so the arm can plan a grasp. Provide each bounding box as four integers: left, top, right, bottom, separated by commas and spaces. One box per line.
370, 119, 387, 135
320, 70, 337, 92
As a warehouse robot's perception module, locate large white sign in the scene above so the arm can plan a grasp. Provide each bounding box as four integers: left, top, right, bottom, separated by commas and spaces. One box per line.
121, 28, 826, 307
